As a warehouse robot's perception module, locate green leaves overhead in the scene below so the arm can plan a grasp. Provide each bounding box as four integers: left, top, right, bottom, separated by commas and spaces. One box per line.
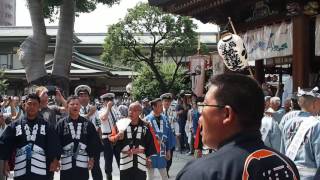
102, 2, 199, 93
131, 63, 187, 100
102, 2, 198, 66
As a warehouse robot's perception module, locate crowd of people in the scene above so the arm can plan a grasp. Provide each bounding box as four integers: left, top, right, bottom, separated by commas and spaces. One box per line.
1, 73, 320, 180
0, 83, 201, 180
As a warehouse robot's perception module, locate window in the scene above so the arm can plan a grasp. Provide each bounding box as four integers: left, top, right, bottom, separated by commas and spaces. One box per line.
0, 55, 11, 69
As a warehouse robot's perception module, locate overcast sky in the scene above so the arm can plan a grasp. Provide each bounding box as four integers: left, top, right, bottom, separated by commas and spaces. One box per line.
16, 0, 218, 33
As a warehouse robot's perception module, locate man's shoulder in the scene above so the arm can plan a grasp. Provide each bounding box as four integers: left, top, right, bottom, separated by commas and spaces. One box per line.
177, 154, 226, 179
56, 116, 68, 126
178, 146, 299, 180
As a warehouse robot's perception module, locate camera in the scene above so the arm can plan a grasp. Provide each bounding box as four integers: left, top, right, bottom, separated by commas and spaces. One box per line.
46, 86, 57, 96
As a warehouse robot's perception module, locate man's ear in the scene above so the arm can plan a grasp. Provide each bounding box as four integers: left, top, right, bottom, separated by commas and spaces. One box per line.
222, 105, 235, 125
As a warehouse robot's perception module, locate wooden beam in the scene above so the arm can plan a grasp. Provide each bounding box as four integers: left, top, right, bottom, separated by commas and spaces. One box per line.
292, 15, 310, 90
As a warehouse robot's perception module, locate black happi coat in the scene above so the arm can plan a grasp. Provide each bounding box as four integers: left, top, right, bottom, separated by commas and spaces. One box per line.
56, 116, 102, 180
116, 120, 157, 180
176, 131, 300, 180
0, 116, 61, 180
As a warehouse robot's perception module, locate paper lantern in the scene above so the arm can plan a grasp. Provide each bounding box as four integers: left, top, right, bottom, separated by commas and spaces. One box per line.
217, 33, 248, 71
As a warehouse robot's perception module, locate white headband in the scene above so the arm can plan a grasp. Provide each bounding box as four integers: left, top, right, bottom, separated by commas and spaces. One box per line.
297, 86, 319, 98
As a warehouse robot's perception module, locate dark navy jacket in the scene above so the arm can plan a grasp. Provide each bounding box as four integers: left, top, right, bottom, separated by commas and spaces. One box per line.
176, 131, 300, 180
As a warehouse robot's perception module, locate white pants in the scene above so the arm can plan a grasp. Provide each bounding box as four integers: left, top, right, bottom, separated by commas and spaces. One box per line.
147, 168, 168, 180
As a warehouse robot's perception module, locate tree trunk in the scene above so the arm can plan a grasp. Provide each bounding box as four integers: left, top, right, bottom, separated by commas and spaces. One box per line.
51, 0, 75, 95
148, 62, 168, 93
19, 0, 47, 83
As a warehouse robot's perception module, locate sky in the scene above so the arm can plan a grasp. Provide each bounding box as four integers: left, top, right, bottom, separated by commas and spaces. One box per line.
16, 0, 218, 33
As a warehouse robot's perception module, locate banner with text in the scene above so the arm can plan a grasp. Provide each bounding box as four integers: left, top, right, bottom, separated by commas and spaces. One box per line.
189, 55, 208, 97
242, 22, 292, 61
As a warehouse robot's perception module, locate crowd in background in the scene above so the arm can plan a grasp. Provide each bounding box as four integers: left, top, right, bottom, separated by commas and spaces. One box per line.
0, 85, 202, 180
1, 80, 320, 180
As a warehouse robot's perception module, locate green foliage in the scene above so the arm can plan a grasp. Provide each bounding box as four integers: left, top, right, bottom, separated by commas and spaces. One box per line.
43, 0, 120, 21
102, 2, 201, 93
0, 70, 8, 94
131, 63, 188, 100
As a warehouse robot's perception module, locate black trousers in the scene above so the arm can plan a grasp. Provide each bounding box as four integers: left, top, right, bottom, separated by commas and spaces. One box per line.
60, 167, 89, 180
166, 148, 174, 174
91, 153, 103, 180
120, 168, 146, 180
102, 138, 120, 176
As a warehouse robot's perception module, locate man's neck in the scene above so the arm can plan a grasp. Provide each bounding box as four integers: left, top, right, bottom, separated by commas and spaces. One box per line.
131, 119, 139, 125
27, 115, 37, 120
153, 111, 161, 117
81, 103, 89, 107
70, 114, 79, 120
40, 102, 48, 109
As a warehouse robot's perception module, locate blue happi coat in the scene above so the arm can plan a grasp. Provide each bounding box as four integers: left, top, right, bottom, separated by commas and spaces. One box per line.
145, 112, 176, 169
281, 110, 320, 180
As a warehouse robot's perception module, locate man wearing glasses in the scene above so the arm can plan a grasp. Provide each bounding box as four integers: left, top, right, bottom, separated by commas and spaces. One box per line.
176, 73, 299, 180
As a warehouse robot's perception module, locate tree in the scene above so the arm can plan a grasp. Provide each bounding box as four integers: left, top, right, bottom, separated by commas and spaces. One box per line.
19, 0, 120, 94
0, 70, 8, 94
102, 3, 200, 94
131, 63, 187, 100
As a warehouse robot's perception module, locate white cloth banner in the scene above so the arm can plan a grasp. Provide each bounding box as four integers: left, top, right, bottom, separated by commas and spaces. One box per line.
211, 53, 224, 76
315, 15, 320, 56
242, 22, 292, 61
189, 55, 207, 97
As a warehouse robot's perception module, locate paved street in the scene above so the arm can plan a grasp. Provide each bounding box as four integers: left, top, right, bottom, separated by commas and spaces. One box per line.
8, 152, 193, 180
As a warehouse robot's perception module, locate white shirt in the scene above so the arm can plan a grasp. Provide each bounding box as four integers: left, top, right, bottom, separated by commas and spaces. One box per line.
80, 104, 100, 129
98, 106, 121, 134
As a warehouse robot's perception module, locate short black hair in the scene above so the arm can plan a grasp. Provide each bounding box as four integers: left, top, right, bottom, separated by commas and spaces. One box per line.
26, 93, 41, 103
209, 73, 264, 129
67, 95, 80, 104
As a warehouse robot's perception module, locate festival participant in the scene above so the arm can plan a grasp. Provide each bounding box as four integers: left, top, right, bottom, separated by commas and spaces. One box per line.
260, 97, 282, 151
98, 93, 121, 180
35, 86, 67, 128
56, 96, 102, 180
75, 85, 103, 180
145, 98, 175, 180
0, 94, 61, 180
109, 102, 158, 180
281, 87, 320, 179
176, 74, 299, 180
160, 93, 177, 177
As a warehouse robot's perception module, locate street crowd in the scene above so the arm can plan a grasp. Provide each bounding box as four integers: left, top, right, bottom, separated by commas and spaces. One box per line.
0, 83, 202, 180
1, 73, 320, 180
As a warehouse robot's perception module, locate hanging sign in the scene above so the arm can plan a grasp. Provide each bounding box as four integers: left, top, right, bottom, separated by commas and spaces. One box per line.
189, 55, 208, 97
242, 22, 292, 60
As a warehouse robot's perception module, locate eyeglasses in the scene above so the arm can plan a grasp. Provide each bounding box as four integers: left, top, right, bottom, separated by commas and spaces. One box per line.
197, 103, 225, 113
